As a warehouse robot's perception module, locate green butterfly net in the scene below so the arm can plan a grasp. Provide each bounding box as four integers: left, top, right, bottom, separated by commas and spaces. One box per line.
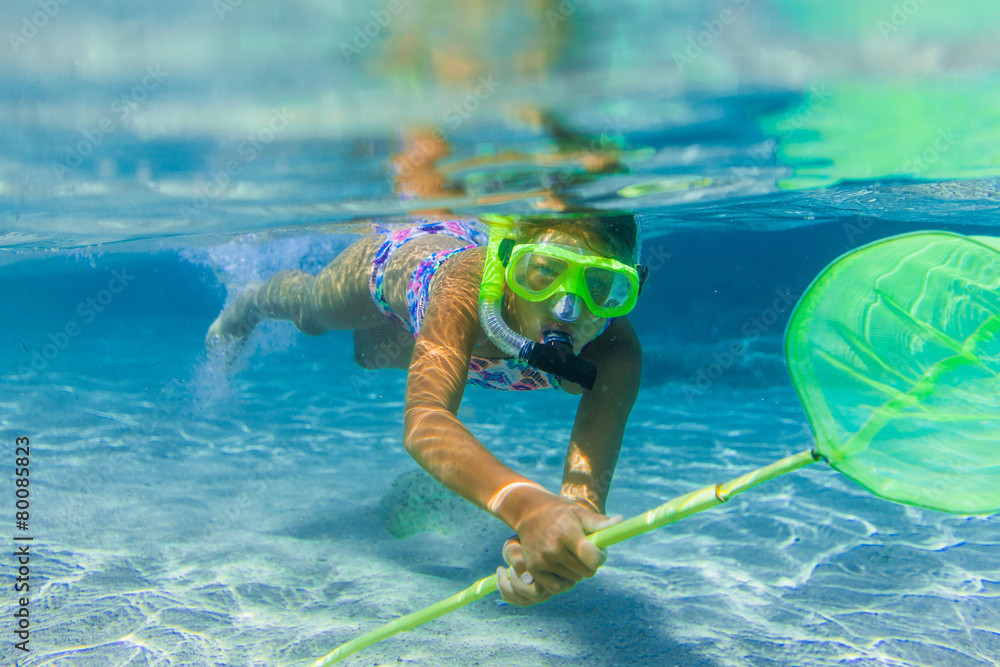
786, 231, 1000, 514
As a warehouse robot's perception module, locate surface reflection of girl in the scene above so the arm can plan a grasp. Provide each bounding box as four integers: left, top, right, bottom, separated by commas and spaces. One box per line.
207, 211, 647, 606
390, 113, 630, 216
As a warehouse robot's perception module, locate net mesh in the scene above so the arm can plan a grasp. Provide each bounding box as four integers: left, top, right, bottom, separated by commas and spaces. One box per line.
785, 232, 1000, 514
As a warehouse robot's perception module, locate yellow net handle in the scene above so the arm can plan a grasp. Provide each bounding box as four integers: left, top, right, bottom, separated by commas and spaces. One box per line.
311, 448, 820, 666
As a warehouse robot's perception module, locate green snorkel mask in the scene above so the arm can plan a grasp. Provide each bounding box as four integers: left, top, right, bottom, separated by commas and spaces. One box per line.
505, 242, 642, 319
478, 214, 647, 390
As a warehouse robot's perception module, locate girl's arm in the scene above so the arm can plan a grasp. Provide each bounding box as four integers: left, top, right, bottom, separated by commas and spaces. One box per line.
402, 249, 540, 527
404, 252, 630, 605
498, 318, 639, 606
561, 317, 642, 514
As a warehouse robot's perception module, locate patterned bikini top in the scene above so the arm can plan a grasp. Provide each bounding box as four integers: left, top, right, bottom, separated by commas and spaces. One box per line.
466, 352, 562, 391
370, 221, 562, 391
412, 248, 563, 391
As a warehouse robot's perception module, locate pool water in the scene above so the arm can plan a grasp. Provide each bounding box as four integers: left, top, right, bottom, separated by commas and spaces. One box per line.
2, 1, 1000, 665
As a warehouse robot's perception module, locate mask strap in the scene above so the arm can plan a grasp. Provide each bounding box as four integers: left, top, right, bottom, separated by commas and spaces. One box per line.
637, 265, 649, 296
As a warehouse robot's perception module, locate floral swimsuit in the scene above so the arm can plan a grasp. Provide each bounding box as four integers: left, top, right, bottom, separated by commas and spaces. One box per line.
368, 220, 562, 391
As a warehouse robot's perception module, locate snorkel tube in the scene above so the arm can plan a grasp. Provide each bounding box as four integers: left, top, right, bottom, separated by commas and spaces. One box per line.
478, 216, 598, 390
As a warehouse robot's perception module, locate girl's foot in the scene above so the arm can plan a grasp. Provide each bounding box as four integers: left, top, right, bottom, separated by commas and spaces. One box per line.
205, 285, 262, 346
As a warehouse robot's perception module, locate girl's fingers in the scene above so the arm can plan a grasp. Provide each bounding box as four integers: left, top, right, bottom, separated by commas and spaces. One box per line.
570, 539, 608, 575
497, 566, 548, 606
532, 568, 577, 595
502, 539, 525, 571
500, 541, 543, 604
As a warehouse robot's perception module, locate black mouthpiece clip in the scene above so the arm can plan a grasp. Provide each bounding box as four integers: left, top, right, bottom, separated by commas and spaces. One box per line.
526, 331, 597, 390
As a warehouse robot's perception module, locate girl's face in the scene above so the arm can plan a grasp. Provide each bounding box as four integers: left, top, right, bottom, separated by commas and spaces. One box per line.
506, 230, 611, 355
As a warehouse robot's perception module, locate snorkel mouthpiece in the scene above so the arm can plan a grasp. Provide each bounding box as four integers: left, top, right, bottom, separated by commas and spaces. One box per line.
527, 330, 598, 390
549, 293, 582, 322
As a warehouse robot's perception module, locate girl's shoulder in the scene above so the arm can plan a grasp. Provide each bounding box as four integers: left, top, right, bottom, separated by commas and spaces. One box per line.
434, 244, 487, 290
417, 245, 490, 348
427, 245, 487, 321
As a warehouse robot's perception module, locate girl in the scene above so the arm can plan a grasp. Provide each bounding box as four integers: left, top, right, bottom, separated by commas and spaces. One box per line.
207, 213, 646, 606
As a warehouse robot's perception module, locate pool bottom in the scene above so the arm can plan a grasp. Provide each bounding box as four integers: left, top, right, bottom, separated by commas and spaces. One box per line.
3, 353, 997, 666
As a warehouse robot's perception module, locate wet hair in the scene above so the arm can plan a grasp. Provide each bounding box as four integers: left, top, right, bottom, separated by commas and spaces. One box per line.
514, 212, 640, 264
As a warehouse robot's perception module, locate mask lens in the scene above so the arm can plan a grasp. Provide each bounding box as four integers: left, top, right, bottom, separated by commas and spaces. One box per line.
513, 252, 569, 296
584, 267, 633, 310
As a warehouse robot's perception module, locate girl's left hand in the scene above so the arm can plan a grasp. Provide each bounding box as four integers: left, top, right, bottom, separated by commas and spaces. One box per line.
496, 497, 623, 607
496, 537, 553, 607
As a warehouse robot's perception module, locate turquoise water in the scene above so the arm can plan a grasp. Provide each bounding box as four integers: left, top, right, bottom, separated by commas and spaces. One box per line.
2, 1, 1000, 665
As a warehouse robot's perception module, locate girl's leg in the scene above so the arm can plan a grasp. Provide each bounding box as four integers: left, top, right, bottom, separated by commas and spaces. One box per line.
214, 270, 326, 338
207, 236, 385, 343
